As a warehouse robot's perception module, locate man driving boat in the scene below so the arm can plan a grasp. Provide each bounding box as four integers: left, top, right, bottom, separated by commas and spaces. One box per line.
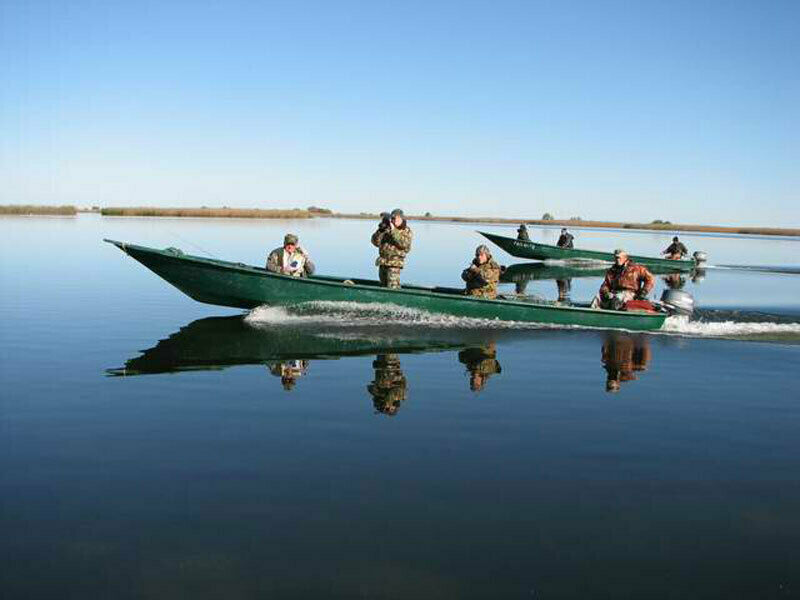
591, 249, 655, 310
662, 236, 688, 260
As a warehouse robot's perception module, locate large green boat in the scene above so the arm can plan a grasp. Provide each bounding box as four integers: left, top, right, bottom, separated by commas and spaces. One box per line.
480, 231, 698, 271
105, 239, 670, 331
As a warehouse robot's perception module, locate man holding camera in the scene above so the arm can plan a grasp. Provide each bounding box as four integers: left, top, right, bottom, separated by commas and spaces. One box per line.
266, 233, 315, 277
371, 208, 413, 288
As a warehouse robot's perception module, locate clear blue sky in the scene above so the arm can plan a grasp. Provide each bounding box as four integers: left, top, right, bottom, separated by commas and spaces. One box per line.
2, 0, 798, 226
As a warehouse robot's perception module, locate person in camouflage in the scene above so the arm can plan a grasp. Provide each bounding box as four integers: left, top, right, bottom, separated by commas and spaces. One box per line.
367, 354, 407, 416
371, 209, 412, 288
266, 233, 315, 277
462, 245, 502, 299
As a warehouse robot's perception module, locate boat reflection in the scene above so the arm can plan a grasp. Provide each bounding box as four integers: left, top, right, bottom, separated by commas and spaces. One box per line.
601, 333, 652, 392
108, 316, 656, 402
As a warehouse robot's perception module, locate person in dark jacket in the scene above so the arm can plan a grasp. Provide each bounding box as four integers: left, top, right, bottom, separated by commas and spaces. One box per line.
516, 224, 530, 242
662, 236, 688, 260
590, 249, 655, 310
556, 228, 574, 248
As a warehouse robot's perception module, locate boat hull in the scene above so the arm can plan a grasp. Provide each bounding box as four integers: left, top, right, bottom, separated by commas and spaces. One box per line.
480, 231, 696, 271
106, 240, 668, 331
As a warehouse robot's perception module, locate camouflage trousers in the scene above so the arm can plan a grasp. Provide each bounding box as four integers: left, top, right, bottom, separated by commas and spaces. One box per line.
379, 266, 402, 288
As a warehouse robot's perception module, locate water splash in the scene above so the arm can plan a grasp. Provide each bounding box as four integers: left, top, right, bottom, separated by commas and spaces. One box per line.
661, 315, 800, 341
244, 301, 800, 342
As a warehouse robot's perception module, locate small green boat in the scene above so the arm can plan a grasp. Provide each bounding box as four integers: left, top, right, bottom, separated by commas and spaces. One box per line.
105, 239, 669, 331
480, 231, 697, 271
501, 261, 700, 283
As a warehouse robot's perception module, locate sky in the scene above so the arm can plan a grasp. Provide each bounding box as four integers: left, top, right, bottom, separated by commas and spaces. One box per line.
1, 0, 798, 226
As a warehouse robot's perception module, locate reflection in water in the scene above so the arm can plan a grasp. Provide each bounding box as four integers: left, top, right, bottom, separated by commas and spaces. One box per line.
268, 359, 309, 391
367, 354, 407, 415
601, 333, 652, 392
663, 272, 687, 290
108, 314, 661, 403
458, 343, 502, 392
556, 278, 571, 303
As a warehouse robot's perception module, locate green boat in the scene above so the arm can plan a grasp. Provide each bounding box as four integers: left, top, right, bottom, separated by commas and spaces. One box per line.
105, 239, 669, 331
480, 231, 698, 271
501, 261, 701, 284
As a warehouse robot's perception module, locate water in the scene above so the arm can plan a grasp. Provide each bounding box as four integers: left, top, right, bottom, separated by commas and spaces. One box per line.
2, 214, 799, 598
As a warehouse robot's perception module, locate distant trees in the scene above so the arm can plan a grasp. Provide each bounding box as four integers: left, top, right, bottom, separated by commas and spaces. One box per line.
541, 213, 554, 220
651, 219, 672, 224
307, 206, 332, 215
569, 216, 582, 221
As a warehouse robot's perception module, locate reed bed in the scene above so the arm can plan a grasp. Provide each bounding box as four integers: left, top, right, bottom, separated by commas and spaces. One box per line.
101, 207, 311, 219
0, 204, 77, 215
325, 213, 800, 237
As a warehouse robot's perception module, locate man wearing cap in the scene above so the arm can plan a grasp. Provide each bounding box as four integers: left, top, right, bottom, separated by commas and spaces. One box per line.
516, 223, 530, 242
591, 249, 655, 310
371, 208, 413, 288
462, 244, 502, 299
266, 233, 315, 277
662, 236, 688, 260
557, 228, 574, 249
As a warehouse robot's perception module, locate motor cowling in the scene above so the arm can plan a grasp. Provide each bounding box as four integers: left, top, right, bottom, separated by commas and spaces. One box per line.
660, 289, 695, 316
693, 251, 707, 264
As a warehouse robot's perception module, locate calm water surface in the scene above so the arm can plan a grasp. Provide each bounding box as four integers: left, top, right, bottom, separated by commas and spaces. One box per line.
2, 215, 800, 599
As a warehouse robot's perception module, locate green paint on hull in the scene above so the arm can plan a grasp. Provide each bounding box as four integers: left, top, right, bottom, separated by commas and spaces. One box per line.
105, 239, 668, 331
480, 231, 696, 271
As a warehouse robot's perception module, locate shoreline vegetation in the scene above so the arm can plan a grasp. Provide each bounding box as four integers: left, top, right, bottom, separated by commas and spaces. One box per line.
0, 204, 77, 215
100, 207, 311, 218
2, 205, 797, 237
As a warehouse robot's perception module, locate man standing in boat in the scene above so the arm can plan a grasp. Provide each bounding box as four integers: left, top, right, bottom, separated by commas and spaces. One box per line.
591, 249, 655, 310
662, 236, 688, 260
517, 223, 530, 242
557, 228, 574, 249
462, 244, 502, 299
371, 208, 412, 288
266, 234, 315, 277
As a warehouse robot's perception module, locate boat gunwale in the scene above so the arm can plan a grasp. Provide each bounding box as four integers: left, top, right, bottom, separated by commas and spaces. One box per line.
104, 238, 666, 322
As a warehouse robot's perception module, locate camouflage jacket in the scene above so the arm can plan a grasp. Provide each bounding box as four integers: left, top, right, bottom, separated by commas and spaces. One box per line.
266, 246, 315, 277
599, 261, 655, 297
462, 258, 502, 298
371, 224, 413, 268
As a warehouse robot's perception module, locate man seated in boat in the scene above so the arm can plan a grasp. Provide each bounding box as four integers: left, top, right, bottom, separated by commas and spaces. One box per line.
516, 223, 530, 242
462, 245, 502, 299
556, 228, 574, 249
371, 208, 413, 288
662, 236, 688, 260
590, 249, 655, 310
266, 233, 315, 277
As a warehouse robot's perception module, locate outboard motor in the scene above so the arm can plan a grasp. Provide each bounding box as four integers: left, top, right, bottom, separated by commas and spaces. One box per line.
693, 250, 707, 264
660, 289, 695, 317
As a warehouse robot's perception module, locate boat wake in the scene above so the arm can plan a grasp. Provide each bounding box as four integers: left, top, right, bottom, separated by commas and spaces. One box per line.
662, 310, 800, 342
245, 302, 800, 342
245, 302, 561, 330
